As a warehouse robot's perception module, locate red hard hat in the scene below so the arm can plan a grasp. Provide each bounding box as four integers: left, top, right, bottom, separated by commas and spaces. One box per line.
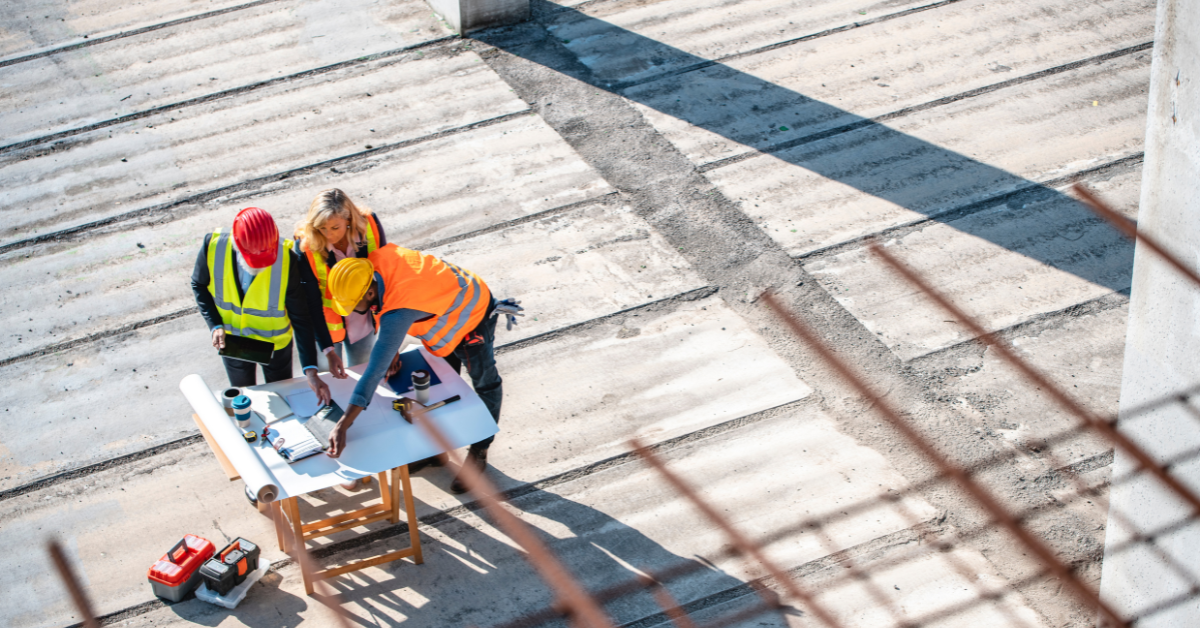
232, 207, 279, 268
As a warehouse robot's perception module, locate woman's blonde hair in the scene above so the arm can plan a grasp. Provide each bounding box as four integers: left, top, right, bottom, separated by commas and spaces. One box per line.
295, 188, 374, 253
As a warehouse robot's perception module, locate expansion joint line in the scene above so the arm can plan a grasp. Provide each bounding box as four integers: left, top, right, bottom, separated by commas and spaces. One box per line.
0, 0, 285, 69
0, 35, 462, 155
0, 108, 529, 256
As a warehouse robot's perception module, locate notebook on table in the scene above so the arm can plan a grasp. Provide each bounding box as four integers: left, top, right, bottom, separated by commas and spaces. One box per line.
262, 401, 344, 463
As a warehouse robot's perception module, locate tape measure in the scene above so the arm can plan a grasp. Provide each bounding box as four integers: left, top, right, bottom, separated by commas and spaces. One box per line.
242, 431, 257, 443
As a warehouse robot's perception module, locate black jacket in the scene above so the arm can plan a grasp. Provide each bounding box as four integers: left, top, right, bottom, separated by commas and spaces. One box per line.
190, 233, 323, 369
295, 214, 388, 349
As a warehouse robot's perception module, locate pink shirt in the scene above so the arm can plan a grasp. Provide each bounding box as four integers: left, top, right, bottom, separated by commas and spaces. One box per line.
330, 237, 374, 344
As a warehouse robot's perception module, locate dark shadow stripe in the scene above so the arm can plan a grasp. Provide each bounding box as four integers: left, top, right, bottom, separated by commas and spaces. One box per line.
0, 109, 531, 256
608, 0, 970, 91
699, 41, 1154, 173
0, 35, 462, 154
793, 152, 1145, 264
0, 0, 284, 69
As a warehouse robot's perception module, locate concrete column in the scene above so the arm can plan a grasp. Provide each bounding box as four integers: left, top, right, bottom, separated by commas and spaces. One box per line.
1100, 0, 1200, 625
426, 0, 529, 34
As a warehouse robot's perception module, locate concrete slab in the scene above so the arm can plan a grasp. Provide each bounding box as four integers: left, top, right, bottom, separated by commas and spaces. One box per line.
0, 0, 261, 59
0, 200, 702, 486
624, 0, 1154, 166
0, 114, 611, 363
708, 55, 1147, 267
802, 166, 1140, 362
0, 49, 528, 246
12, 409, 932, 628
709, 49, 1149, 259
0, 0, 451, 144
545, 0, 933, 87
682, 546, 1049, 628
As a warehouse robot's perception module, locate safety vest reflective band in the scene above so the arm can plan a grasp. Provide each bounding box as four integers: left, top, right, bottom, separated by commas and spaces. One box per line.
369, 244, 490, 357
206, 230, 294, 350
305, 215, 380, 344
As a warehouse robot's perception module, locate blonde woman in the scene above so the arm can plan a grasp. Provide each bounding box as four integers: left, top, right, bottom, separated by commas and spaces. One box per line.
296, 189, 388, 374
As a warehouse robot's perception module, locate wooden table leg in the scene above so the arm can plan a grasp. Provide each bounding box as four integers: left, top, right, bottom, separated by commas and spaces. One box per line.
378, 470, 393, 522
284, 497, 314, 595
398, 465, 423, 565
389, 467, 402, 524
273, 501, 286, 552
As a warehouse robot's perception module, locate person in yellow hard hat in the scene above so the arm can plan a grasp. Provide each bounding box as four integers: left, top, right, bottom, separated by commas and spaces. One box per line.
323, 245, 522, 494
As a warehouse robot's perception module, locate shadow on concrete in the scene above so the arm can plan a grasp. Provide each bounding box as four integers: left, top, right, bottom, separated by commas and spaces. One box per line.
163, 467, 782, 628
475, 0, 1136, 292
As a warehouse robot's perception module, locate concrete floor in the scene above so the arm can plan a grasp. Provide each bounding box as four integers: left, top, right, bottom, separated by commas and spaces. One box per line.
0, 0, 1150, 626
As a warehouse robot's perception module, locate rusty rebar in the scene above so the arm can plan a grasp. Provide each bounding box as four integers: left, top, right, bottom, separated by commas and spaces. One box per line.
631, 437, 851, 628
411, 407, 616, 628
48, 539, 100, 628
760, 290, 1128, 627
1073, 183, 1200, 289
869, 242, 1200, 521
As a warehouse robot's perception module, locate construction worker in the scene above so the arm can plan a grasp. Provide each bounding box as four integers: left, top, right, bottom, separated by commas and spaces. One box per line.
190, 207, 332, 403
294, 189, 387, 377
323, 245, 522, 494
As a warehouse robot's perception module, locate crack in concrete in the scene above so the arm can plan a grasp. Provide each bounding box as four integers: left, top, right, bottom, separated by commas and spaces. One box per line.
0, 34, 464, 155
0, 108, 531, 257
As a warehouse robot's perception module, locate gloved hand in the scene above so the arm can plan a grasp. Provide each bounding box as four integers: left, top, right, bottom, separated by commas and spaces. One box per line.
493, 298, 525, 331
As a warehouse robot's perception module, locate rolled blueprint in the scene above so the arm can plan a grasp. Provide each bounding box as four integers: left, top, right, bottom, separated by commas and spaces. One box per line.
180, 374, 279, 503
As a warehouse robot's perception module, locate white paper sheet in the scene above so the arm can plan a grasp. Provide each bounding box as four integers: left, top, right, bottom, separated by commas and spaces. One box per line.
284, 390, 321, 419
180, 374, 280, 503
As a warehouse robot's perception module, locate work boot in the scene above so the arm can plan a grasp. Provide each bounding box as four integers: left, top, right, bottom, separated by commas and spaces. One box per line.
407, 453, 447, 474
450, 448, 488, 495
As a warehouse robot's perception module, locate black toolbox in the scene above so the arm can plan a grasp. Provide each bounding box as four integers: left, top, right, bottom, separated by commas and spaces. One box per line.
199, 538, 260, 596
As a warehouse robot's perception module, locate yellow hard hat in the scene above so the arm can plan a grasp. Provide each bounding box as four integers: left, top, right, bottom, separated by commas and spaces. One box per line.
328, 258, 375, 316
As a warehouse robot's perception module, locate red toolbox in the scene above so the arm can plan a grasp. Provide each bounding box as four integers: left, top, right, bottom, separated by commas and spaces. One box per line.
148, 535, 215, 602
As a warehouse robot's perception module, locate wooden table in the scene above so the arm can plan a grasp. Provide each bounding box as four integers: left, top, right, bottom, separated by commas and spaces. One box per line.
186, 347, 498, 595
193, 413, 423, 595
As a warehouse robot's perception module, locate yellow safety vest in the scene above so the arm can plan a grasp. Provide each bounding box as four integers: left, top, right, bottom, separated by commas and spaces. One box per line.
305, 215, 381, 344
206, 230, 295, 350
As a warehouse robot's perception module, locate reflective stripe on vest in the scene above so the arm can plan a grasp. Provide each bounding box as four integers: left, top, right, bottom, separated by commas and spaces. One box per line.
206, 230, 294, 349
371, 245, 490, 357
306, 216, 380, 344
417, 262, 483, 353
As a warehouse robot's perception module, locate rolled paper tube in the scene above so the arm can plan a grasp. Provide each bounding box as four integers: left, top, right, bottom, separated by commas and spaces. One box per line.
180, 374, 279, 503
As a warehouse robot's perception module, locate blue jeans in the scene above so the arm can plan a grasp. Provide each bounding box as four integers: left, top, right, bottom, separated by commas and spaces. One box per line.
445, 298, 501, 451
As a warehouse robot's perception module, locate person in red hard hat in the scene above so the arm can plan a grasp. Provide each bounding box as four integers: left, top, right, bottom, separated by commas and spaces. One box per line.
190, 207, 332, 402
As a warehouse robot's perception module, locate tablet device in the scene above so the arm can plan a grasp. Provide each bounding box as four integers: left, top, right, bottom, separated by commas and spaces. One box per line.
218, 334, 275, 365
303, 401, 345, 450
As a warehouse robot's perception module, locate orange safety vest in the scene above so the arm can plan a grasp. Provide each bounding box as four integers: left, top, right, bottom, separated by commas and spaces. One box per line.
304, 215, 381, 344
369, 244, 491, 357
